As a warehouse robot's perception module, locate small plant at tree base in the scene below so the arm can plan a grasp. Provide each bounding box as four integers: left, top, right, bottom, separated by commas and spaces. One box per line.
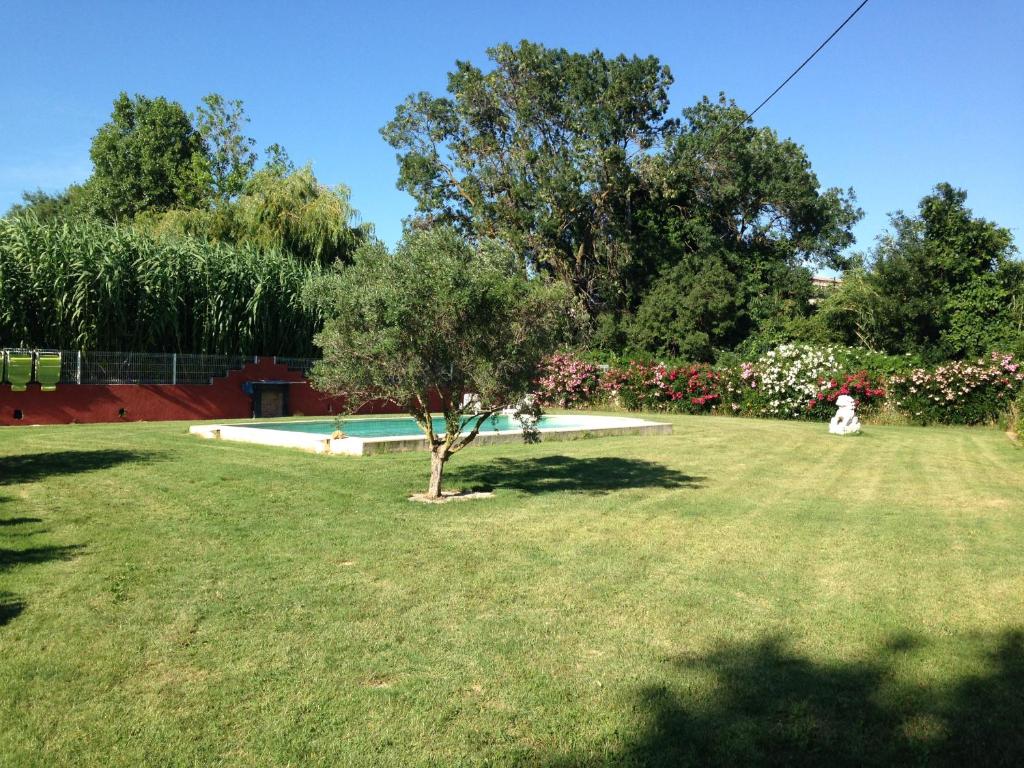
511, 396, 544, 444
305, 227, 569, 499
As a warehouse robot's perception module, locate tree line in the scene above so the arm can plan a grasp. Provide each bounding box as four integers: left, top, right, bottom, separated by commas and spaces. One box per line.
3, 40, 1020, 361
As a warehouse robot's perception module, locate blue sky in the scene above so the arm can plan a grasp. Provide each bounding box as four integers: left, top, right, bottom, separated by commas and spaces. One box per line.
2, 0, 1022, 258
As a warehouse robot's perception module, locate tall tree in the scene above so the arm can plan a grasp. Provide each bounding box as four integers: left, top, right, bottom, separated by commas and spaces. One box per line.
193, 93, 258, 202
621, 95, 861, 357
87, 92, 211, 220
819, 183, 1020, 359
381, 40, 675, 310
4, 187, 83, 221
305, 227, 568, 498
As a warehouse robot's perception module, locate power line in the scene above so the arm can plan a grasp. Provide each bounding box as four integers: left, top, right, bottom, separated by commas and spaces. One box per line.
735, 0, 872, 130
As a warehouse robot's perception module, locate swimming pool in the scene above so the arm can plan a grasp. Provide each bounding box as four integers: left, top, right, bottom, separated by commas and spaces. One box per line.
190, 413, 672, 455
246, 413, 538, 438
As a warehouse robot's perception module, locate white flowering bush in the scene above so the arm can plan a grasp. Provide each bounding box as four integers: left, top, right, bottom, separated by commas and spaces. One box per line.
746, 344, 843, 419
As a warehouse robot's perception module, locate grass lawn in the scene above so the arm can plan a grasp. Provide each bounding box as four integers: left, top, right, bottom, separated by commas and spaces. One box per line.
2, 413, 1023, 766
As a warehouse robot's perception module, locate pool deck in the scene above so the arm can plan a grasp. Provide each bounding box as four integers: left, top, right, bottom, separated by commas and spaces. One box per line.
188, 414, 672, 456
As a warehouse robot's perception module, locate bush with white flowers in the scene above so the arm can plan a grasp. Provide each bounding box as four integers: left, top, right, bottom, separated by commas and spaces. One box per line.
746, 344, 843, 419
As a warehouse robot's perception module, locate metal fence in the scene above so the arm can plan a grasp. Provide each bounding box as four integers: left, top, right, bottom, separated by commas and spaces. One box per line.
2, 350, 319, 386
273, 356, 317, 375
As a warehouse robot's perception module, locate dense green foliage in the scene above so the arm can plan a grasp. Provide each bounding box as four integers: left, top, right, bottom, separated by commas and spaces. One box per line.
0, 215, 322, 354
306, 226, 569, 496
193, 93, 258, 202
1, 92, 370, 354
4, 418, 1024, 764
7, 92, 371, 269
2, 44, 1019, 368
626, 96, 861, 359
382, 41, 674, 311
137, 164, 372, 265
383, 45, 861, 355
88, 92, 212, 221
818, 184, 1022, 360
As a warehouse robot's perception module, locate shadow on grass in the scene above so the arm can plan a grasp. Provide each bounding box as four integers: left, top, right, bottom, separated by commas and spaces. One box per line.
0, 516, 43, 526
0, 452, 131, 627
545, 630, 1024, 767
0, 543, 83, 572
0, 592, 25, 627
0, 449, 154, 486
454, 455, 704, 495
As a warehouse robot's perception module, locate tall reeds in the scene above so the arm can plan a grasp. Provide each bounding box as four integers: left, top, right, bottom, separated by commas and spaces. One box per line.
0, 215, 323, 354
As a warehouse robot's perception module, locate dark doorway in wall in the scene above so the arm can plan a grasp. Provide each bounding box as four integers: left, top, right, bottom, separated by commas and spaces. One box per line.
251, 383, 290, 418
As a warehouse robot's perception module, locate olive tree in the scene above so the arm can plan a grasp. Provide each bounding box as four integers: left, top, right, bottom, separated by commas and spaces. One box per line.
305, 227, 569, 498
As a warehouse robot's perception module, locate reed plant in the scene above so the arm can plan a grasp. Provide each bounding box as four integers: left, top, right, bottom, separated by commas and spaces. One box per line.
0, 214, 322, 354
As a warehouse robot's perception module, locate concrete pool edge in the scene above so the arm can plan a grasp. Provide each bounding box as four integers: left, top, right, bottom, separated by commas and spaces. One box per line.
188, 415, 672, 455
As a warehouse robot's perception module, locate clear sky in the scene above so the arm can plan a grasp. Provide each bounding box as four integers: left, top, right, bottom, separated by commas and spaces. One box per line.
2, 0, 1022, 256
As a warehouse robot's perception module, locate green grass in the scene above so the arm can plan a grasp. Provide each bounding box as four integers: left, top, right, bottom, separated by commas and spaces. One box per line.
2, 413, 1023, 766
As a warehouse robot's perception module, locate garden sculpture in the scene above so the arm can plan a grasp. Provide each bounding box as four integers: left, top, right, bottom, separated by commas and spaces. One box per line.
829, 394, 861, 435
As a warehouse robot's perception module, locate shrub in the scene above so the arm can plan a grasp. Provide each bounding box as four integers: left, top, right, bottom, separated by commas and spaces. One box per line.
889, 353, 1024, 425
805, 370, 887, 421
746, 344, 842, 420
535, 353, 604, 408
664, 364, 725, 413
602, 361, 669, 411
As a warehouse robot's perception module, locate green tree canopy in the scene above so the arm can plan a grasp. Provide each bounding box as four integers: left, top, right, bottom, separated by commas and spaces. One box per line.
819, 183, 1020, 359
305, 226, 569, 498
381, 40, 675, 310
139, 164, 372, 265
87, 92, 211, 220
621, 95, 861, 358
193, 93, 258, 202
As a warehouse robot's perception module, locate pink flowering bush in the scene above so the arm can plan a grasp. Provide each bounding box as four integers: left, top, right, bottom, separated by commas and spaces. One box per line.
888, 352, 1024, 424
602, 361, 670, 411
805, 370, 887, 420
534, 346, 1022, 427
535, 353, 604, 408
600, 362, 729, 413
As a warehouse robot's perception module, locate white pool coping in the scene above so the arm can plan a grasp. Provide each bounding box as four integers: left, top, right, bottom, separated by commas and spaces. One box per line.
188, 414, 672, 456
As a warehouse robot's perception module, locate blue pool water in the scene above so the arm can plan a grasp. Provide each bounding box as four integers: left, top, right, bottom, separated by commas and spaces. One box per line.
246, 414, 551, 439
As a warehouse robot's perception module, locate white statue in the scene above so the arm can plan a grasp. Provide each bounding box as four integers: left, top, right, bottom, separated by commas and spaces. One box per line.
829, 394, 860, 435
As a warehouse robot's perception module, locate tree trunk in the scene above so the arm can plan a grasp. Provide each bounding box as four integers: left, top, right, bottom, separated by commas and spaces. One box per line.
427, 448, 446, 499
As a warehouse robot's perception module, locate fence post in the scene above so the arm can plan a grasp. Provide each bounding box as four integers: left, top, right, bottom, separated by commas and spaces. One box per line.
76, 350, 82, 385
172, 353, 177, 385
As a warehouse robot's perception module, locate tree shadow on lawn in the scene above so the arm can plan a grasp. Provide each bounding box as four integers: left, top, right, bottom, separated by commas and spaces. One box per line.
0, 543, 83, 572
0, 516, 44, 526
0, 592, 25, 627
0, 538, 84, 630
0, 451, 138, 628
0, 449, 156, 486
543, 629, 1024, 767
453, 455, 705, 495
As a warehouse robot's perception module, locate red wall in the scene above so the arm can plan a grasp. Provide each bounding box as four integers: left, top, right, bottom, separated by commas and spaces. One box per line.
0, 359, 412, 426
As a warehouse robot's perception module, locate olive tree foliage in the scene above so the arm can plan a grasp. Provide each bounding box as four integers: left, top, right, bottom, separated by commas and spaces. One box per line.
818, 183, 1021, 360
381, 40, 675, 310
304, 227, 569, 498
